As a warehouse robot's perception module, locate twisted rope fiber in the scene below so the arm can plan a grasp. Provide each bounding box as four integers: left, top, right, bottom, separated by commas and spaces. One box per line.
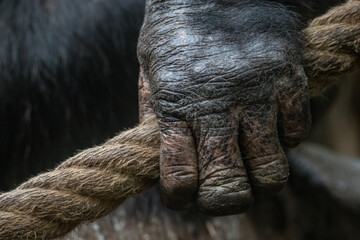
305, 0, 360, 95
1, 1, 360, 239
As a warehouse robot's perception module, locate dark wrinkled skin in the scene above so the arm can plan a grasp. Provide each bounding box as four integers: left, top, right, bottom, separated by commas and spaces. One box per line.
138, 0, 311, 216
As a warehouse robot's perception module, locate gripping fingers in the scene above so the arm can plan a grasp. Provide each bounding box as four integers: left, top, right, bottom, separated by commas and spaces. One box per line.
195, 114, 253, 216
159, 121, 198, 210
240, 109, 288, 196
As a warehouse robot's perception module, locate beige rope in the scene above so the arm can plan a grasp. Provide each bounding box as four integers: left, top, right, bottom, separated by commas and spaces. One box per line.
1, 1, 360, 239
305, 0, 360, 95
0, 121, 161, 239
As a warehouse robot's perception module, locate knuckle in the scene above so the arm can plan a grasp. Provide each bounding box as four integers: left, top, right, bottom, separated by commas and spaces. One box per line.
282, 122, 311, 147
250, 167, 289, 186
283, 130, 309, 146
247, 156, 289, 195
244, 153, 286, 169
196, 173, 253, 216
160, 164, 197, 210
197, 182, 253, 216
160, 172, 197, 197
199, 172, 250, 193
291, 125, 310, 136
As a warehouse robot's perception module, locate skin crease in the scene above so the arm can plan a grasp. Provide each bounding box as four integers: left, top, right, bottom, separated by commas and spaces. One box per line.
137, 0, 312, 216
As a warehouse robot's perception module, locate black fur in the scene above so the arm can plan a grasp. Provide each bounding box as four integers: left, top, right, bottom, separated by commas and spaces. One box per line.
0, 0, 144, 190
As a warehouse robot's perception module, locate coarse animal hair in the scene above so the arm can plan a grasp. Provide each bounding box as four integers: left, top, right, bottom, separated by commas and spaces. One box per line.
0, 0, 144, 190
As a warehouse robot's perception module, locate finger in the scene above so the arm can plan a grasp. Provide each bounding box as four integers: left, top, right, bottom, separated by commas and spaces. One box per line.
159, 120, 198, 210
138, 68, 156, 123
239, 107, 288, 196
195, 113, 253, 216
277, 69, 311, 148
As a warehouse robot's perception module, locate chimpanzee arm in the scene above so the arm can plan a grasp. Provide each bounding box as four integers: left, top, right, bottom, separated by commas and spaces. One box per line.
138, 0, 313, 216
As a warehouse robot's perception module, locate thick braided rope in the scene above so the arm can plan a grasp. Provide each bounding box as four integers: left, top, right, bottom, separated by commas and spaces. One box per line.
1, 1, 360, 239
0, 121, 161, 239
305, 0, 360, 95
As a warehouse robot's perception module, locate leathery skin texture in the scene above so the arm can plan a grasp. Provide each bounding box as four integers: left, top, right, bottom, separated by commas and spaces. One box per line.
138, 0, 311, 216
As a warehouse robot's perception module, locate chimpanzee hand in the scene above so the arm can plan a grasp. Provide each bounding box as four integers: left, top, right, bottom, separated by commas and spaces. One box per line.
137, 0, 311, 216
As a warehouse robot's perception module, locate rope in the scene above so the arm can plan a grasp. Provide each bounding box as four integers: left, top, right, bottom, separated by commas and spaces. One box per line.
1, 1, 360, 239
304, 0, 360, 96
0, 121, 161, 239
